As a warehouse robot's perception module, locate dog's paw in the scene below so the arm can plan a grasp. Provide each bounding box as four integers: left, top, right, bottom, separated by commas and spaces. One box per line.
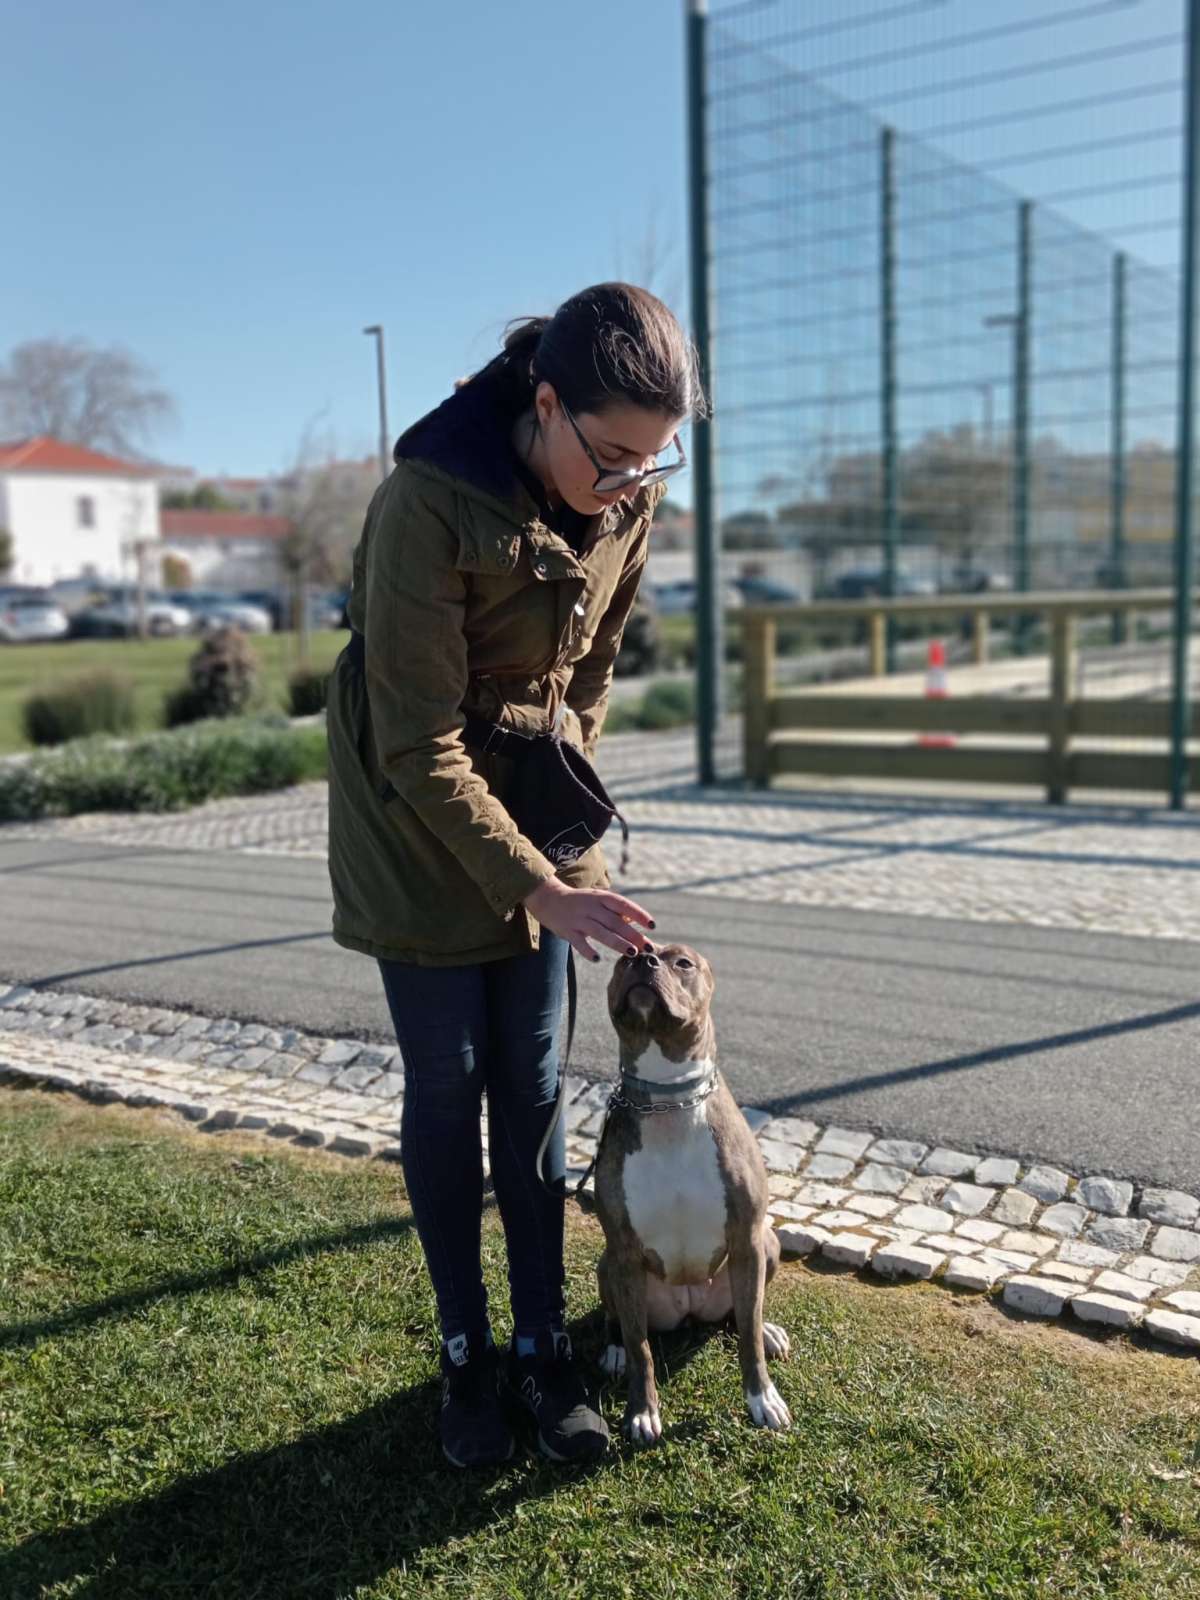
745, 1382, 791, 1432
599, 1342, 626, 1380
623, 1404, 663, 1447
762, 1321, 790, 1360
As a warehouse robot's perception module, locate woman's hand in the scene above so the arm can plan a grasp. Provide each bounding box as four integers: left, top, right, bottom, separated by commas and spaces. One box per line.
523, 877, 655, 964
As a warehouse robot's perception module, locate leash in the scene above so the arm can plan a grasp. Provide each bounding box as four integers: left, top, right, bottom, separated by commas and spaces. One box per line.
536, 946, 600, 1201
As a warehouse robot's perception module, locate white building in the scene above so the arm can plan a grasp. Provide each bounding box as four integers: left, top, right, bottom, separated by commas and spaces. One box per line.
0, 437, 159, 586
200, 475, 279, 513
158, 509, 292, 590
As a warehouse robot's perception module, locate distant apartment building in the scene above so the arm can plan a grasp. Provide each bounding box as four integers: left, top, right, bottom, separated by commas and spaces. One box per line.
0, 437, 159, 585
185, 457, 379, 516
203, 476, 281, 513
158, 510, 292, 590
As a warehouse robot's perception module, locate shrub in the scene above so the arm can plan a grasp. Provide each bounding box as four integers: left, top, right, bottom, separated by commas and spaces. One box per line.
163, 684, 208, 728
0, 717, 327, 824
22, 672, 138, 747
288, 666, 329, 716
600, 679, 697, 737
612, 597, 662, 678
635, 679, 696, 730
165, 626, 258, 727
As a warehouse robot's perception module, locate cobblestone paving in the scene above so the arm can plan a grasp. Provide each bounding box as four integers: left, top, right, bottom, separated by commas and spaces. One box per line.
2, 980, 1197, 1355
7, 725, 1199, 943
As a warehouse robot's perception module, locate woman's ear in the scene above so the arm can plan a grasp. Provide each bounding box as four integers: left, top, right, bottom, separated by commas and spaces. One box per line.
534, 379, 559, 431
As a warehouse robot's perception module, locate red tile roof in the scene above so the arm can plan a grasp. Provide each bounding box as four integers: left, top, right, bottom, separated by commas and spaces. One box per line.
0, 436, 155, 475
160, 510, 293, 541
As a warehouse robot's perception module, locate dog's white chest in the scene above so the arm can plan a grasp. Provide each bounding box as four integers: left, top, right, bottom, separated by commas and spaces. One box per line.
623, 1105, 728, 1286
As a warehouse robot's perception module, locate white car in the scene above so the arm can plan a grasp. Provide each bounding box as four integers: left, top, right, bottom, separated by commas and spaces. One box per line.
72, 589, 193, 638
0, 588, 70, 644
169, 592, 273, 635
651, 580, 743, 615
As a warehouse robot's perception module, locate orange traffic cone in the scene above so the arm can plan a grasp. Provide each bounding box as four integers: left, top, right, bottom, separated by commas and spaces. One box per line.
918, 639, 957, 749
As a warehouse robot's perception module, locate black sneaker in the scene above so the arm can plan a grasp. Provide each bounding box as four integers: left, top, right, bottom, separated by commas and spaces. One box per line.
439, 1333, 515, 1469
504, 1330, 610, 1463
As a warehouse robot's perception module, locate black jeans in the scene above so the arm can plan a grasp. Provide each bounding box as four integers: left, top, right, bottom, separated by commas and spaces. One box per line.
378, 934, 569, 1344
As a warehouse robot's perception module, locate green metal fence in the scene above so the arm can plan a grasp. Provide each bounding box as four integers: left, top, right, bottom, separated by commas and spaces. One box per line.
689, 0, 1198, 806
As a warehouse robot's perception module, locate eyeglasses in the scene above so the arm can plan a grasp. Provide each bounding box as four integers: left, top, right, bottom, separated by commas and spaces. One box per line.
559, 399, 687, 495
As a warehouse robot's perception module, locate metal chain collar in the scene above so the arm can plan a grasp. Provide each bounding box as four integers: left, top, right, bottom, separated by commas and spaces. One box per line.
605, 1074, 718, 1116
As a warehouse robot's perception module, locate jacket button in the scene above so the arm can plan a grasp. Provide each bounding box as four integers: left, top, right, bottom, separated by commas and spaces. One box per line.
534, 561, 548, 578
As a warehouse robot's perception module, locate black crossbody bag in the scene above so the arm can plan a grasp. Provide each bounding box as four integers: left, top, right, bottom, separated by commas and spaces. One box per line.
346, 630, 629, 872
459, 710, 629, 873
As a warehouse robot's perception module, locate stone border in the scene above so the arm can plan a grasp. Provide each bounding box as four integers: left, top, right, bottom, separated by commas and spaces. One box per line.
0, 981, 1196, 1354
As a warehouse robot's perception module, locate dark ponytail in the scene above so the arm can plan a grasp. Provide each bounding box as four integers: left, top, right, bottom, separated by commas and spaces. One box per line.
467, 284, 706, 422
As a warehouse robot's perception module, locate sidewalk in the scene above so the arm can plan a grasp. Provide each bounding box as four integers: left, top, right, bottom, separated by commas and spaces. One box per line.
5, 724, 1198, 943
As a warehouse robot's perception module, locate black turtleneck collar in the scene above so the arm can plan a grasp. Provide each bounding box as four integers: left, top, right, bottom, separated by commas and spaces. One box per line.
394, 375, 590, 549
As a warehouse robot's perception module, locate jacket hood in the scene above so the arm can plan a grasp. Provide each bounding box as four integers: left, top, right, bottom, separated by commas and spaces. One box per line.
393, 374, 524, 505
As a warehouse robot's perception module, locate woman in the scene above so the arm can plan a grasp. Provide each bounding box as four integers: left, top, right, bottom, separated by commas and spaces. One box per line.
326, 282, 703, 1467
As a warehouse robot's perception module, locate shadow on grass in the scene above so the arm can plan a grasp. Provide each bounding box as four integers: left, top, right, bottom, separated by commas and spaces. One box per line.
0, 1217, 415, 1353
3, 1308, 619, 1600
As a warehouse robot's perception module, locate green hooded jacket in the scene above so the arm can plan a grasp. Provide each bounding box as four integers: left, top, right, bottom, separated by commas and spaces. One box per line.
326, 399, 666, 967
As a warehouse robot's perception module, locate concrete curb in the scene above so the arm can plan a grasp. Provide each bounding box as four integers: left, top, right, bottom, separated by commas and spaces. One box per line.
0, 979, 1197, 1356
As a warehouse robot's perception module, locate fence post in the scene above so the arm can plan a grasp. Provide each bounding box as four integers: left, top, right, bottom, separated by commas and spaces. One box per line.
972, 609, 991, 666
1170, 0, 1200, 809
1014, 200, 1033, 651
868, 610, 887, 677
880, 125, 899, 673
686, 0, 721, 787
1047, 609, 1077, 805
743, 615, 775, 788
1110, 251, 1128, 646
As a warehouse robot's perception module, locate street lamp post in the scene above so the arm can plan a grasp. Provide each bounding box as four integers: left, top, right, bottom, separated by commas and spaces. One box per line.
363, 324, 390, 482
975, 382, 994, 447
985, 281, 1032, 646
983, 311, 1026, 590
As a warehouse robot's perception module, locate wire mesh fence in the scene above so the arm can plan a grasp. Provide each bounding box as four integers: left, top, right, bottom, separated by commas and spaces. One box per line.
702, 0, 1198, 805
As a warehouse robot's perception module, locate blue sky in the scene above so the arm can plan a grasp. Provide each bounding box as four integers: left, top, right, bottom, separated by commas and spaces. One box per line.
2, 0, 1187, 479
3, 0, 689, 477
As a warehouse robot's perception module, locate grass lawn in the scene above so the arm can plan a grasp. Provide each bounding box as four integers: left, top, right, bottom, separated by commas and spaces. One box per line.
2, 1089, 1198, 1600
0, 632, 347, 755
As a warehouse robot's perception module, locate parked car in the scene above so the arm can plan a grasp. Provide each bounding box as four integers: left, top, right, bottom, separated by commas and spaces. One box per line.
939, 569, 1012, 595
731, 576, 803, 605
48, 576, 109, 618
236, 589, 287, 630
309, 589, 350, 630
824, 570, 936, 601
651, 580, 743, 615
0, 587, 70, 644
167, 591, 273, 634
70, 588, 193, 638
237, 589, 348, 630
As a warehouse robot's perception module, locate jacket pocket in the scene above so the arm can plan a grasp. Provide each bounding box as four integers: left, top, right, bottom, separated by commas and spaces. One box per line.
454, 497, 523, 576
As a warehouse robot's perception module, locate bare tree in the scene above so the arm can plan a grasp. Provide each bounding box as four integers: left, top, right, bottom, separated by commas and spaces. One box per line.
0, 338, 175, 457
277, 423, 374, 665
616, 202, 685, 310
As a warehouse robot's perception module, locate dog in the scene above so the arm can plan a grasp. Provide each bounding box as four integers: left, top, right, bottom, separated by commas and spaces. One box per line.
593, 939, 791, 1445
